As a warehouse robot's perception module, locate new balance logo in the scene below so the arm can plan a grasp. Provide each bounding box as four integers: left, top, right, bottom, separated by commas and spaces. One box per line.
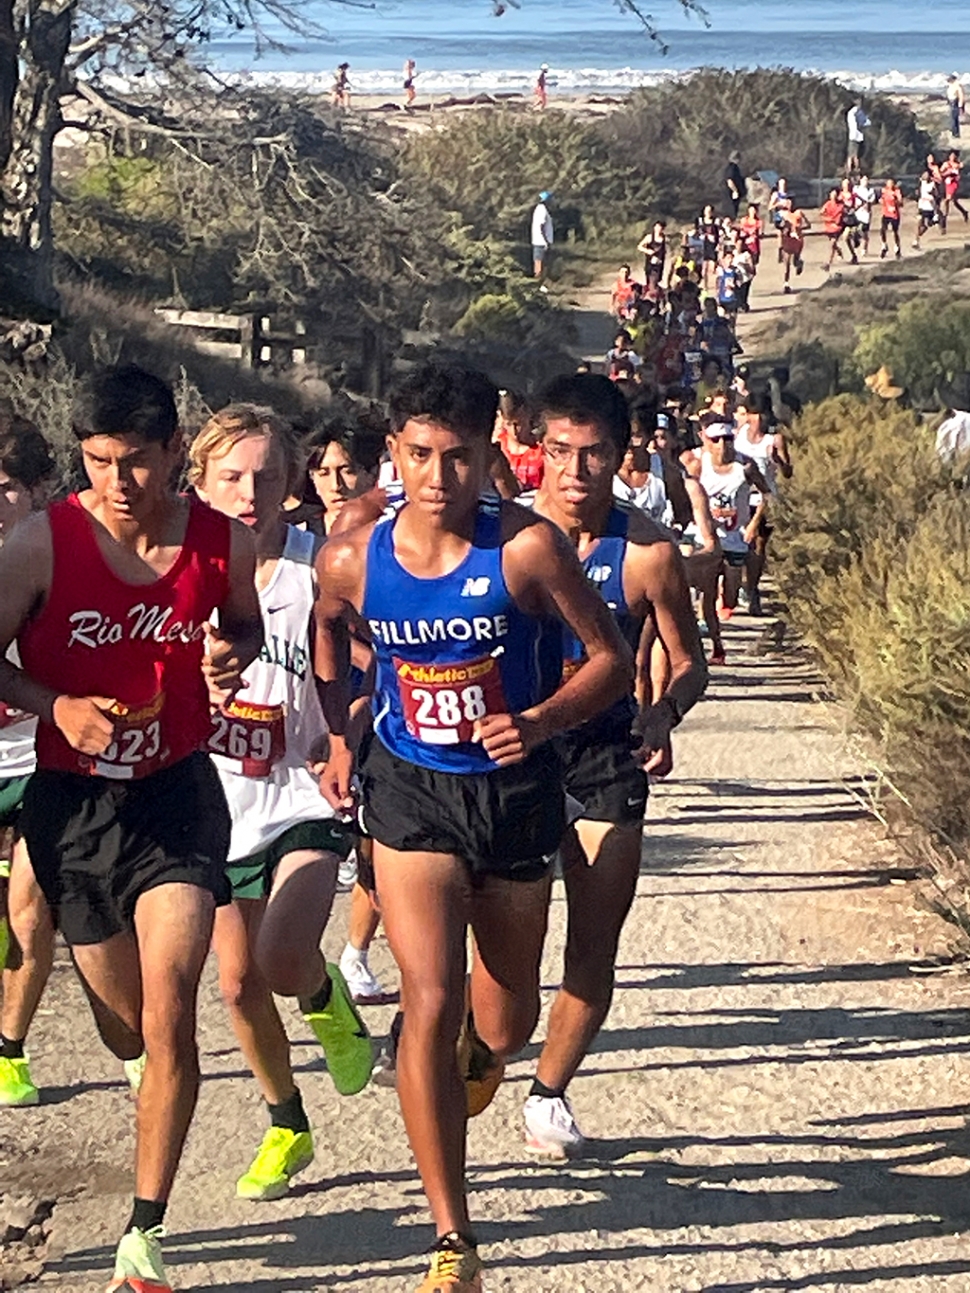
587, 565, 612, 584
461, 577, 490, 597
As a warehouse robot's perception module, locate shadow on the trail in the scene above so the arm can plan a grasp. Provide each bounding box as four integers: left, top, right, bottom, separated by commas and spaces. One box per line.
608, 958, 937, 992
44, 1113, 970, 1286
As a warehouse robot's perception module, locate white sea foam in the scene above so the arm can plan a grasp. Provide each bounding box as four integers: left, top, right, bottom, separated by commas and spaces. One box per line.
229, 65, 970, 98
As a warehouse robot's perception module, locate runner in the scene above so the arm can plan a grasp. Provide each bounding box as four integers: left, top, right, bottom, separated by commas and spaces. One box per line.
612, 409, 671, 524
404, 58, 417, 109
312, 359, 632, 1292
777, 199, 807, 293
838, 177, 861, 264
0, 411, 56, 1109
697, 413, 769, 624
0, 365, 264, 1293
738, 203, 763, 267
852, 174, 876, 256
493, 390, 544, 490
698, 204, 720, 292
520, 373, 706, 1157
610, 264, 639, 319
636, 220, 668, 287
821, 187, 847, 271
914, 171, 938, 249
733, 389, 793, 617
190, 405, 374, 1204
941, 150, 968, 229
880, 178, 903, 259
768, 177, 793, 261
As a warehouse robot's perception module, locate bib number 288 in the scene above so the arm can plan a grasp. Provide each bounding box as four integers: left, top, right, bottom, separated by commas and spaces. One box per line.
395, 655, 506, 746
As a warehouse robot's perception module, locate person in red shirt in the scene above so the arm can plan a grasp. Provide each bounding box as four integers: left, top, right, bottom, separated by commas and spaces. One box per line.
941, 150, 968, 231
779, 203, 811, 293
494, 389, 544, 490
821, 187, 847, 271
880, 178, 903, 259
0, 366, 263, 1293
610, 263, 639, 319
738, 203, 763, 265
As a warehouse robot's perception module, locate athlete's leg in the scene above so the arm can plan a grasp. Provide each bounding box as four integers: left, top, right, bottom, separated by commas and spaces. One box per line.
373, 844, 470, 1238
534, 821, 640, 1093
132, 882, 214, 1202
722, 557, 743, 611
256, 848, 337, 998
468, 870, 552, 1060
213, 898, 294, 1105
347, 881, 380, 958
71, 931, 144, 1061
1, 839, 55, 1047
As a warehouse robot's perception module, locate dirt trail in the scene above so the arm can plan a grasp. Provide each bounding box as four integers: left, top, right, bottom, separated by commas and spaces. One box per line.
5, 612, 970, 1292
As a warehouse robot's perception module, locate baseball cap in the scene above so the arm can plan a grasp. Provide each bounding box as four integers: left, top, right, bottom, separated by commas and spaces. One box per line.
705, 421, 735, 440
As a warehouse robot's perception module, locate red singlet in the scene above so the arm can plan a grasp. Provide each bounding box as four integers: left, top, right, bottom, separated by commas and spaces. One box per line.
19, 494, 231, 777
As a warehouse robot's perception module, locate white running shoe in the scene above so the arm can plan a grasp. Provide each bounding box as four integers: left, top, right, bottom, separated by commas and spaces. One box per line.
336, 855, 358, 892
524, 1094, 586, 1158
339, 952, 388, 1004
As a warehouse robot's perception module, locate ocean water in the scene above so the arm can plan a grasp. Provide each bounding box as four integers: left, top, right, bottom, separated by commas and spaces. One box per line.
212, 0, 970, 95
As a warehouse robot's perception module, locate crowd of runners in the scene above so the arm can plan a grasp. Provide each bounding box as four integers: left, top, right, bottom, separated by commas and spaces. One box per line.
0, 359, 712, 1293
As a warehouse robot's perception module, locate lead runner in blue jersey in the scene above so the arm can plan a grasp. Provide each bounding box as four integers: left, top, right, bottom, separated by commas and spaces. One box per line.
523, 374, 708, 1159
312, 360, 632, 1293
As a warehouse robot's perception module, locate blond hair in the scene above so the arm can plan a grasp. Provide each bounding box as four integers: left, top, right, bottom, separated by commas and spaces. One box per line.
188, 403, 301, 490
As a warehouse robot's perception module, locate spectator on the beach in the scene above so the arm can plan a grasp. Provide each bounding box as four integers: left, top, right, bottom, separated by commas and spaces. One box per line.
846, 101, 870, 174
724, 152, 746, 219
531, 190, 554, 279
403, 59, 416, 109
947, 74, 966, 138
331, 62, 351, 110
534, 63, 548, 111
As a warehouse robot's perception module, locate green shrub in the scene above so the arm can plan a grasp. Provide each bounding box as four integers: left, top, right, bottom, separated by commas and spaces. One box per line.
854, 298, 970, 409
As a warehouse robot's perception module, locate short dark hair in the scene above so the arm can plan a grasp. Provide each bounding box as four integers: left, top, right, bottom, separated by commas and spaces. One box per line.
536, 373, 631, 453
389, 360, 498, 441
306, 416, 386, 476
74, 365, 178, 446
0, 408, 55, 489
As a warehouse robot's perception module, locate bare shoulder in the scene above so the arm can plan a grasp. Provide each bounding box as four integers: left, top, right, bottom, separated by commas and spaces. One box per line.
500, 498, 570, 562
315, 517, 376, 601
623, 505, 680, 556
0, 510, 53, 578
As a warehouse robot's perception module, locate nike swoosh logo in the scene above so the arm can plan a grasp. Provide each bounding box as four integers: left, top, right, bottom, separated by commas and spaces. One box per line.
266, 605, 289, 614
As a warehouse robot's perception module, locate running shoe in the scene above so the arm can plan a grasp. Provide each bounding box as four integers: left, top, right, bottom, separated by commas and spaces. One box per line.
236, 1126, 314, 1201
302, 964, 373, 1095
415, 1234, 483, 1292
339, 949, 389, 1004
523, 1094, 586, 1159
716, 605, 734, 623
0, 1054, 39, 1107
709, 650, 727, 666
372, 1010, 403, 1088
457, 1013, 504, 1118
336, 854, 358, 892
124, 1052, 147, 1094
106, 1225, 170, 1292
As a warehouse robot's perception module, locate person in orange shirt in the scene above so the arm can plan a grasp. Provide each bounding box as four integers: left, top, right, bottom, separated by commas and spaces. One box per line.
941, 150, 968, 230
779, 203, 811, 293
493, 390, 544, 490
610, 264, 639, 319
880, 178, 903, 259
821, 187, 847, 271
738, 204, 763, 265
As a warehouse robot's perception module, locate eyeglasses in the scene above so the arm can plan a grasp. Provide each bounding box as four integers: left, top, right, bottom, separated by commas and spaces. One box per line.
542, 441, 613, 470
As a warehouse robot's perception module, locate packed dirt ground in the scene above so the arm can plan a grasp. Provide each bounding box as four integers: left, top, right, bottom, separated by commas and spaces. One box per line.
4, 610, 970, 1292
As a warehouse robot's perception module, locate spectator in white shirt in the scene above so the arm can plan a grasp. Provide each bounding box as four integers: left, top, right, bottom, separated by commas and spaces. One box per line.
846, 102, 871, 174
531, 191, 554, 279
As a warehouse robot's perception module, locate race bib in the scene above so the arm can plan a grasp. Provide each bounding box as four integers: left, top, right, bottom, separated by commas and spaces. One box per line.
394, 654, 507, 745
92, 693, 166, 780
711, 498, 739, 531
0, 701, 30, 729
208, 699, 286, 777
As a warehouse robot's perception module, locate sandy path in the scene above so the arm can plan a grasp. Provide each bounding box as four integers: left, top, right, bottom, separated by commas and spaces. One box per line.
5, 611, 970, 1292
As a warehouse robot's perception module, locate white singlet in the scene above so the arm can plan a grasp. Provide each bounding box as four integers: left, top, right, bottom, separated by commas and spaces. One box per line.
733, 426, 778, 504
699, 455, 752, 554
210, 526, 335, 861
0, 645, 36, 779
612, 453, 673, 526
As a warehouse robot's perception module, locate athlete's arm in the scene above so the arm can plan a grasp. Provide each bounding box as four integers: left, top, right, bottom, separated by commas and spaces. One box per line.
772, 432, 793, 479
683, 475, 718, 555
204, 520, 263, 708
0, 513, 117, 753
624, 522, 708, 773
312, 526, 370, 810
488, 511, 632, 767
489, 445, 521, 500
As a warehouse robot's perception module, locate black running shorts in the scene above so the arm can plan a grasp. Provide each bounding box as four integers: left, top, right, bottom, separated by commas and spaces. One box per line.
557, 708, 648, 827
360, 735, 564, 884
21, 751, 231, 946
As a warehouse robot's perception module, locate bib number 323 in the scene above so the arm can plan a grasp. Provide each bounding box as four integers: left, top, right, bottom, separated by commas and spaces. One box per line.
208, 699, 285, 777
395, 654, 507, 745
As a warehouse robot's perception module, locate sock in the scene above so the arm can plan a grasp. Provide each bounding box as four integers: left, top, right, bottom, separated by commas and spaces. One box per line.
437, 1230, 477, 1252
268, 1088, 310, 1135
305, 974, 333, 1014
529, 1078, 565, 1100
127, 1197, 167, 1234
340, 941, 366, 967
0, 1035, 25, 1060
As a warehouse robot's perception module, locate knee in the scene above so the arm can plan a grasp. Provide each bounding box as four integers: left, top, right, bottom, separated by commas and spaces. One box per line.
562, 944, 616, 1008
219, 960, 267, 1014
8, 889, 54, 962
478, 997, 540, 1058
401, 978, 464, 1045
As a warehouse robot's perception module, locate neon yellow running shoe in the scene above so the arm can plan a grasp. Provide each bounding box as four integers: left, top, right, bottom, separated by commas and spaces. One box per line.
0, 1054, 39, 1107
105, 1225, 170, 1292
236, 1126, 314, 1201
124, 1052, 147, 1094
302, 964, 373, 1095
416, 1234, 484, 1292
